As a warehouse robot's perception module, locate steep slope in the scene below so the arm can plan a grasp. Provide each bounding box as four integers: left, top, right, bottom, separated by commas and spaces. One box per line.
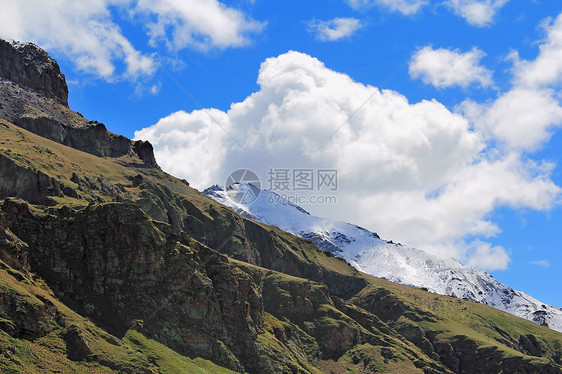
0, 213, 234, 373
204, 184, 562, 332
1, 198, 453, 373
0, 38, 561, 373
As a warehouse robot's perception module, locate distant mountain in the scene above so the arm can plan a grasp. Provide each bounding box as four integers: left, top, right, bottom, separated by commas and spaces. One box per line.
204, 183, 562, 332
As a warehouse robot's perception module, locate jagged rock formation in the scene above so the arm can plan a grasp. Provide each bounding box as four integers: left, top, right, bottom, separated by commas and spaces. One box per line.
0, 39, 68, 105
0, 38, 158, 168
0, 39, 561, 373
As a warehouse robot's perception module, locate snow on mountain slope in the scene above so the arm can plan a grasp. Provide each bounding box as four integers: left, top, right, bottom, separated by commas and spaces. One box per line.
203, 183, 562, 332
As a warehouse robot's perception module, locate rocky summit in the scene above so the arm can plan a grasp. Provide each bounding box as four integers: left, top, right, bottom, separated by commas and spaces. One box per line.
0, 38, 561, 374
0, 39, 68, 105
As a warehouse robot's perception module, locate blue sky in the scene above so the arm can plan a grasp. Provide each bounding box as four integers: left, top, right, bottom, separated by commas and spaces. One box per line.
1, 0, 562, 306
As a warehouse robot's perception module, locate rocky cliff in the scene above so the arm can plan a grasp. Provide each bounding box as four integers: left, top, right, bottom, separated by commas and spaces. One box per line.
0, 39, 561, 373
0, 39, 68, 105
0, 38, 158, 168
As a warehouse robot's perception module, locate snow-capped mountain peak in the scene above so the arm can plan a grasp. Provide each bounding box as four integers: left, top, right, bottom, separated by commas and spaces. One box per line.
203, 183, 562, 332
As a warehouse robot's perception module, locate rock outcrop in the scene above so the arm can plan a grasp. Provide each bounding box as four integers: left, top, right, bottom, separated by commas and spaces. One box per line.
0, 39, 68, 105
15, 112, 159, 167
0, 38, 159, 168
0, 199, 265, 371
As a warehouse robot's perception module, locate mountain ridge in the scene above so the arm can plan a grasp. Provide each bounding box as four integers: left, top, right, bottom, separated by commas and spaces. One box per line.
0, 38, 561, 373
204, 183, 562, 333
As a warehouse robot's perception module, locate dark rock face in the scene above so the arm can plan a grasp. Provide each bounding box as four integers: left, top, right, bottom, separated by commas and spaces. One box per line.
0, 271, 65, 339
0, 152, 65, 205
1, 199, 263, 371
0, 84, 159, 169
0, 212, 29, 272
0, 39, 68, 105
519, 334, 543, 357
14, 114, 159, 167
64, 325, 93, 361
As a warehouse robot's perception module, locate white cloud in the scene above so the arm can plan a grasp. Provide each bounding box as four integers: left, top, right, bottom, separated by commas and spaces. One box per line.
150, 82, 162, 95
307, 18, 362, 42
0, 0, 155, 80
135, 0, 265, 51
460, 88, 562, 151
445, 0, 509, 27
134, 81, 162, 97
466, 241, 510, 270
135, 51, 560, 269
346, 0, 427, 15
354, 154, 558, 257
529, 259, 551, 268
409, 46, 493, 88
513, 13, 562, 88
135, 109, 229, 184
0, 0, 263, 80
459, 13, 562, 152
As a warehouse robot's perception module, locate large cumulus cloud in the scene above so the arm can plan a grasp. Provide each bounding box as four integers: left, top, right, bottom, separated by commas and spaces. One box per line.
135, 50, 560, 270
